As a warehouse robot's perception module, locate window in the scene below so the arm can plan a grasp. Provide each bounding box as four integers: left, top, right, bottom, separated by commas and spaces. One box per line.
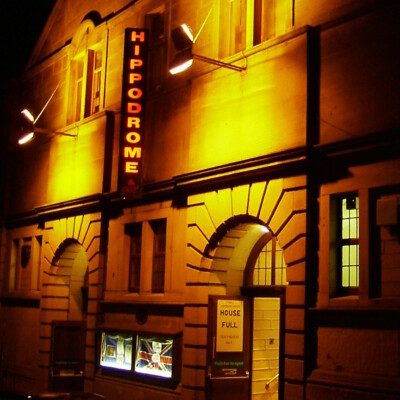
67, 47, 103, 124
98, 330, 182, 386
8, 235, 42, 292
374, 191, 400, 298
331, 194, 360, 296
151, 219, 167, 293
253, 0, 275, 45
219, 0, 292, 57
252, 236, 287, 286
219, 0, 247, 59
9, 239, 20, 291
146, 11, 167, 92
127, 223, 142, 293
126, 218, 167, 294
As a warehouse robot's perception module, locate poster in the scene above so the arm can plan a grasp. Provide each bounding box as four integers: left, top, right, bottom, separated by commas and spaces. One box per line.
216, 299, 244, 353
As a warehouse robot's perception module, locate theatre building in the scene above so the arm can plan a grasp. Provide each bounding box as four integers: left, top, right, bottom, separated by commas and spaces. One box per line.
1, 0, 400, 399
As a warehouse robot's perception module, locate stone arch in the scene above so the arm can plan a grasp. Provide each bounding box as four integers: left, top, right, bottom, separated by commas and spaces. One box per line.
182, 178, 307, 398
39, 213, 103, 391
50, 237, 88, 320
206, 216, 275, 295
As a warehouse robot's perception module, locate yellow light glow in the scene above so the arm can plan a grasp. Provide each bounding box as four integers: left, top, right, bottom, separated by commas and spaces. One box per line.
169, 59, 193, 75
21, 108, 35, 122
18, 131, 35, 145
181, 24, 194, 42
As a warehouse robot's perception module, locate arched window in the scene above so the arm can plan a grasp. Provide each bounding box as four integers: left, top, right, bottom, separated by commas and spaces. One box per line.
245, 232, 288, 287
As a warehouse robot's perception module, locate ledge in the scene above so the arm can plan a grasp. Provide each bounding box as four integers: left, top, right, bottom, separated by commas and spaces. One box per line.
308, 368, 400, 396
0, 293, 40, 307
100, 300, 184, 317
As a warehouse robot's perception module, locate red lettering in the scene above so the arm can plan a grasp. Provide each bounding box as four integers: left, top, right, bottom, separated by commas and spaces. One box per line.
131, 31, 145, 42
127, 88, 143, 99
121, 29, 147, 191
127, 103, 142, 113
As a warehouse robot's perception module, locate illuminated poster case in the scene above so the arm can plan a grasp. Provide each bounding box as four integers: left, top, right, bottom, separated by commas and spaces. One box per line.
98, 330, 182, 386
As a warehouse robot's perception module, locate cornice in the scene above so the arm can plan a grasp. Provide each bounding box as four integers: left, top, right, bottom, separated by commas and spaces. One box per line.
3, 129, 399, 227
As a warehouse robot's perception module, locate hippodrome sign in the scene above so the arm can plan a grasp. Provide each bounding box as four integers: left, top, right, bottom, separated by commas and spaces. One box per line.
119, 28, 149, 198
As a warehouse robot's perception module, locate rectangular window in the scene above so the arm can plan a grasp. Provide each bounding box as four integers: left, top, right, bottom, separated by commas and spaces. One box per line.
68, 48, 103, 124
219, 0, 247, 59
374, 191, 400, 298
70, 57, 84, 123
218, 0, 291, 53
87, 49, 102, 116
9, 239, 19, 291
146, 11, 167, 93
151, 219, 167, 293
134, 335, 173, 378
253, 0, 275, 45
31, 235, 42, 291
100, 331, 133, 371
98, 330, 182, 385
331, 194, 360, 296
127, 223, 142, 293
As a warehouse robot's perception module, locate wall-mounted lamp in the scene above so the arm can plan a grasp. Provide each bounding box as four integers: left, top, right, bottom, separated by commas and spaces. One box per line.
169, 17, 246, 75
18, 85, 76, 145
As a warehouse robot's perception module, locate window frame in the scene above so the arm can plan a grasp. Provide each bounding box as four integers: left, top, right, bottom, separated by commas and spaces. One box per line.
330, 193, 360, 297
218, 0, 293, 58
6, 232, 42, 295
67, 21, 106, 125
219, 0, 248, 59
126, 223, 143, 293
125, 217, 168, 295
150, 219, 167, 293
145, 9, 168, 93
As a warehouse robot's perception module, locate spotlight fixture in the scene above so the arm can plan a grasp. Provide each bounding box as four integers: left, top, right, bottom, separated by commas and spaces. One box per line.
18, 85, 76, 145
169, 12, 246, 75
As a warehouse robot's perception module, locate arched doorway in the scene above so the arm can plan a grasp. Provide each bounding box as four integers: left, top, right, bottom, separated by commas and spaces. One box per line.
43, 238, 88, 391
244, 231, 288, 400
207, 220, 288, 400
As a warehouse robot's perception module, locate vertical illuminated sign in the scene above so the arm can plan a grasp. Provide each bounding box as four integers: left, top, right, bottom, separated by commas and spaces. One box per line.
119, 28, 148, 198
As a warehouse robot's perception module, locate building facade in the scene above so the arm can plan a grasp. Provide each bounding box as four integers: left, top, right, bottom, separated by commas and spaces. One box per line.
0, 1, 399, 399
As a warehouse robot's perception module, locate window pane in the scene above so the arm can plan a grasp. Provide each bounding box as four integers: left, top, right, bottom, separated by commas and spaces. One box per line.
335, 195, 360, 293
75, 80, 82, 121
341, 244, 359, 288
341, 197, 359, 239
219, 0, 247, 58
91, 50, 102, 114
9, 239, 19, 291
252, 237, 287, 286
151, 219, 166, 293
127, 223, 142, 292
75, 59, 84, 121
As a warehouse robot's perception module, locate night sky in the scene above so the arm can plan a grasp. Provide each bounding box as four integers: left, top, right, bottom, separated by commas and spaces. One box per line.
0, 0, 56, 82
